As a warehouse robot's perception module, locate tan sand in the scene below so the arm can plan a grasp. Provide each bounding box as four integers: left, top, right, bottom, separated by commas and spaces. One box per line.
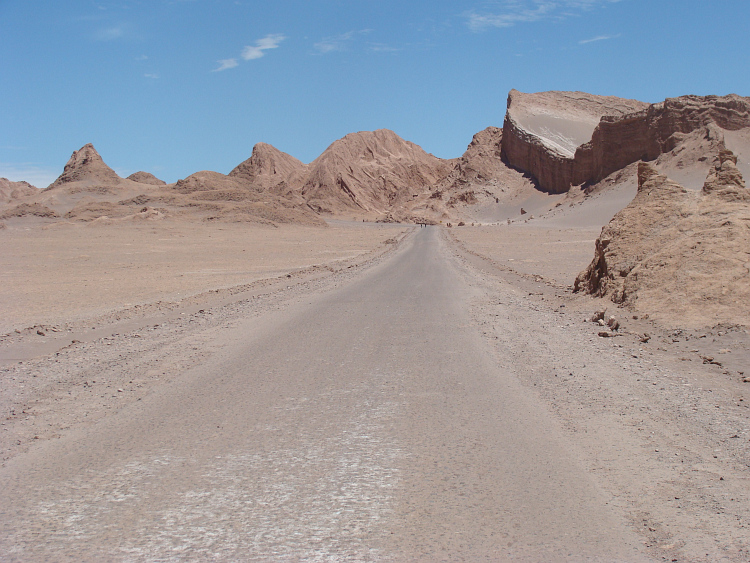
0, 219, 405, 334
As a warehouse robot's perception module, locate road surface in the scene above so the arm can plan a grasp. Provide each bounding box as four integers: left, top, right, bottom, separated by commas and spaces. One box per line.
0, 227, 650, 561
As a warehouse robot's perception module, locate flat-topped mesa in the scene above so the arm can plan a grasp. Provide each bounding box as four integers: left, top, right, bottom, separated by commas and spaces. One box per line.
45, 143, 122, 190
229, 142, 307, 190
301, 129, 452, 214
502, 90, 750, 194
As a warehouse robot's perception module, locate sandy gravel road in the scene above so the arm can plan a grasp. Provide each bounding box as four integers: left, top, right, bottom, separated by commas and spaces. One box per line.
0, 226, 652, 561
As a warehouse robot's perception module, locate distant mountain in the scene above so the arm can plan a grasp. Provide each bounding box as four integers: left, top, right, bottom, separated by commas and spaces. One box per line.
300, 129, 454, 214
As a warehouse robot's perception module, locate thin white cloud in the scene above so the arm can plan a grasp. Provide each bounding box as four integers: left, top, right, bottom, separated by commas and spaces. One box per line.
241, 34, 286, 60
369, 43, 400, 53
466, 0, 621, 32
212, 34, 286, 72
213, 58, 239, 72
314, 31, 356, 54
314, 30, 374, 54
144, 73, 159, 79
95, 25, 126, 41
579, 33, 621, 44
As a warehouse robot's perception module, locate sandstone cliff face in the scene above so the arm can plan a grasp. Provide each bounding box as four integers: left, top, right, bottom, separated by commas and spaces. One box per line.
501, 90, 648, 193
502, 91, 750, 194
300, 129, 453, 214
574, 155, 750, 328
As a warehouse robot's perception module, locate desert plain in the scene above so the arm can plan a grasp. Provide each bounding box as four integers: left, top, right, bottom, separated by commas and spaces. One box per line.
1, 89, 750, 561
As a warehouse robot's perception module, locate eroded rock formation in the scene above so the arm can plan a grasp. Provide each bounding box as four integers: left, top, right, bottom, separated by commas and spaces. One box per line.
574, 154, 750, 328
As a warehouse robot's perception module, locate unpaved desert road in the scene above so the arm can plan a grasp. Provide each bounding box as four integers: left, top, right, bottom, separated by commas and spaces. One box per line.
0, 227, 652, 561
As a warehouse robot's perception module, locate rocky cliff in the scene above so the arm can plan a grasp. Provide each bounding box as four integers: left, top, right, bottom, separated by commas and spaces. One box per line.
502, 90, 750, 194
501, 90, 647, 193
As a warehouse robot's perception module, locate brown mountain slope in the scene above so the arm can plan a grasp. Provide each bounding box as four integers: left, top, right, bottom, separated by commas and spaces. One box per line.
229, 142, 308, 192
300, 129, 453, 214
166, 170, 325, 226
574, 153, 750, 328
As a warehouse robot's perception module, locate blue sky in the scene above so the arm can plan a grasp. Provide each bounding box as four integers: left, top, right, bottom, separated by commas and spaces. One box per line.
1, 0, 749, 187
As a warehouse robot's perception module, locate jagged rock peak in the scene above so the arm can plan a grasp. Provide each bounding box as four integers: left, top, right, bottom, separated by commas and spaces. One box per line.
229, 142, 306, 184
47, 143, 121, 189
465, 126, 503, 157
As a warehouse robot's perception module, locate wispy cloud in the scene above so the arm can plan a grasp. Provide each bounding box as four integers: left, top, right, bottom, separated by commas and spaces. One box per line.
95, 24, 127, 41
314, 31, 356, 54
213, 34, 286, 72
242, 33, 286, 60
314, 30, 374, 54
144, 73, 159, 79
368, 43, 400, 53
466, 0, 621, 32
579, 33, 621, 44
213, 58, 239, 72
